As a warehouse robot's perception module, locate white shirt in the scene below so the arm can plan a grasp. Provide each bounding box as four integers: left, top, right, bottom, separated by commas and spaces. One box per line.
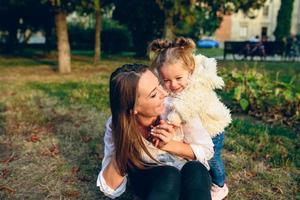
97, 116, 214, 199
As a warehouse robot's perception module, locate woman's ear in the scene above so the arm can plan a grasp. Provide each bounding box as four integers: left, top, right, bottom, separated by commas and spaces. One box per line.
134, 110, 138, 115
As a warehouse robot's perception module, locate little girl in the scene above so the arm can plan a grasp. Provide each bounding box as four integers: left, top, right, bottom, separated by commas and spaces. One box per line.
149, 37, 231, 200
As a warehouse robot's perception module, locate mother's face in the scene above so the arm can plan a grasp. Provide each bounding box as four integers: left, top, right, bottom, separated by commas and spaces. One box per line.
134, 70, 167, 118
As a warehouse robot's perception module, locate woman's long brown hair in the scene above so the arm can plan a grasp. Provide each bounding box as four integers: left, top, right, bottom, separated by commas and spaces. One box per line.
109, 64, 158, 176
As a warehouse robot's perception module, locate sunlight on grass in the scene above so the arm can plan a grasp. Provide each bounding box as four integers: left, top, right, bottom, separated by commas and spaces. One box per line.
0, 55, 299, 199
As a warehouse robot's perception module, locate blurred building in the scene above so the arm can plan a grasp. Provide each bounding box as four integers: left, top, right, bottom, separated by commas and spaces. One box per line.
216, 0, 300, 43
291, 0, 300, 36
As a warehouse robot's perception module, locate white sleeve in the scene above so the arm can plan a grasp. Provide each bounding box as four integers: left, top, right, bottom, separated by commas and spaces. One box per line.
96, 116, 127, 199
182, 117, 214, 169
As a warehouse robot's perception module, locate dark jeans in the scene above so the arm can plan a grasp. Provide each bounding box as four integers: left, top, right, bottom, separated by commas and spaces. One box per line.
128, 161, 212, 200
209, 132, 225, 187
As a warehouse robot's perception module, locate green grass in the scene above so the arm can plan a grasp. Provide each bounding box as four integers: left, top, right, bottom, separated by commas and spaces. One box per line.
0, 55, 299, 199
197, 48, 224, 57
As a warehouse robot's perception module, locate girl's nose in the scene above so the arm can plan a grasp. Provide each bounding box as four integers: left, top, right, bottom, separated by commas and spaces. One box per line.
170, 81, 178, 89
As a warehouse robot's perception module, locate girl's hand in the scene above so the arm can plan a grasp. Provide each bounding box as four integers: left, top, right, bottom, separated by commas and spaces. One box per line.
151, 120, 178, 148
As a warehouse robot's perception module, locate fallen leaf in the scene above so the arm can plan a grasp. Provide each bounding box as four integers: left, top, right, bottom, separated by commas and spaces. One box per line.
78, 174, 92, 182
42, 144, 60, 157
30, 135, 40, 142
0, 169, 10, 179
64, 190, 80, 198
62, 177, 76, 184
71, 166, 80, 176
81, 136, 92, 143
49, 144, 60, 155
46, 123, 55, 132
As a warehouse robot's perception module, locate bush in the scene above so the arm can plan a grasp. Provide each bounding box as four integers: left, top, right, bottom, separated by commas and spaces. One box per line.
68, 25, 94, 50
68, 18, 132, 53
221, 68, 300, 129
101, 19, 132, 54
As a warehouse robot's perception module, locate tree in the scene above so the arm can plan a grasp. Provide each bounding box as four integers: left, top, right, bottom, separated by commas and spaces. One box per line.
113, 0, 164, 56
109, 0, 267, 56
0, 0, 53, 53
42, 0, 94, 73
155, 0, 195, 40
155, 0, 268, 40
46, 0, 73, 74
93, 0, 101, 64
274, 0, 294, 41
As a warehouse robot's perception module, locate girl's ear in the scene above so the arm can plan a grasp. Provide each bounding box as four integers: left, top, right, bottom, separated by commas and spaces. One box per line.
134, 110, 138, 115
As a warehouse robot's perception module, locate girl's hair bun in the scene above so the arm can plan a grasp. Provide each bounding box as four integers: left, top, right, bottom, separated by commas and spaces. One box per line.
173, 37, 196, 50
148, 39, 172, 53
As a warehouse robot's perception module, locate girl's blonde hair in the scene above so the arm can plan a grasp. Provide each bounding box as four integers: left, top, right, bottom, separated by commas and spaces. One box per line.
148, 37, 196, 73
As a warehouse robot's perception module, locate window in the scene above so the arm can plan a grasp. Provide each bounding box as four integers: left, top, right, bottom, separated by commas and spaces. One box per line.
240, 26, 248, 38
263, 6, 269, 17
261, 27, 268, 37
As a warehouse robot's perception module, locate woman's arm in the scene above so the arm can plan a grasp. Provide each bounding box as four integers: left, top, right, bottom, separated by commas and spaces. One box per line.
102, 157, 126, 189
97, 117, 127, 199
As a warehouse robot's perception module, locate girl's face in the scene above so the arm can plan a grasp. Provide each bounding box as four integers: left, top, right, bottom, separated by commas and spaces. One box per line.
135, 70, 168, 118
159, 61, 190, 94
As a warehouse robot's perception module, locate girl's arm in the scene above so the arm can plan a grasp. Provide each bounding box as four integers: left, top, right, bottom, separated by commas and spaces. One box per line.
182, 117, 214, 168
161, 140, 196, 160
152, 118, 214, 168
151, 120, 196, 160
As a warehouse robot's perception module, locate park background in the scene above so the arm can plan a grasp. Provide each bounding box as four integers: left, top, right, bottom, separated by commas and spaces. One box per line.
0, 0, 299, 199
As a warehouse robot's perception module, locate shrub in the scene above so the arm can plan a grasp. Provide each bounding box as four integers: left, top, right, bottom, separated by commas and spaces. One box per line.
221, 68, 300, 129
101, 19, 132, 53
68, 18, 132, 53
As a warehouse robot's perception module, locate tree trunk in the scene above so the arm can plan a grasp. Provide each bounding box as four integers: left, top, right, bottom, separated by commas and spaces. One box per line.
55, 11, 71, 73
163, 10, 174, 40
93, 0, 101, 64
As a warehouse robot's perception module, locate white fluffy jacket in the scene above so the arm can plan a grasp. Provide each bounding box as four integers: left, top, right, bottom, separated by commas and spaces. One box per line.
166, 54, 232, 137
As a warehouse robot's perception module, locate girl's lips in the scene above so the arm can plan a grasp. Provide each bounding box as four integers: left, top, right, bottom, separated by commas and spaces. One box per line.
172, 87, 182, 93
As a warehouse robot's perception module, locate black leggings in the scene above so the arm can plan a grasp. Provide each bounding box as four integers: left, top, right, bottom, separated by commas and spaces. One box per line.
128, 161, 212, 200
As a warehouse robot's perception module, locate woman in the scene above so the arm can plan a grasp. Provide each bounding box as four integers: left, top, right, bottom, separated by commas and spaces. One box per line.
97, 64, 213, 200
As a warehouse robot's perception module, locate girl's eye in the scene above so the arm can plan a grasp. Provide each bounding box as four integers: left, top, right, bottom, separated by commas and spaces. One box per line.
176, 77, 182, 80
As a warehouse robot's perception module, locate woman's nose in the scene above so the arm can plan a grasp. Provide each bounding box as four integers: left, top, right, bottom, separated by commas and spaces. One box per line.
158, 86, 168, 98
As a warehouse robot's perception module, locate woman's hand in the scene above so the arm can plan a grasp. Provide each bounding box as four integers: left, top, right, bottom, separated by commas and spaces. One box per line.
151, 120, 178, 149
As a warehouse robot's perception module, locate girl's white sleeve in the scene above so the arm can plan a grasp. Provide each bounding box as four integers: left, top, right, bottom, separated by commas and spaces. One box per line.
182, 117, 214, 169
96, 116, 127, 199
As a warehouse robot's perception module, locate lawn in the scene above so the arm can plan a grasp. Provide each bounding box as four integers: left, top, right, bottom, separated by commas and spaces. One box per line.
0, 54, 299, 199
